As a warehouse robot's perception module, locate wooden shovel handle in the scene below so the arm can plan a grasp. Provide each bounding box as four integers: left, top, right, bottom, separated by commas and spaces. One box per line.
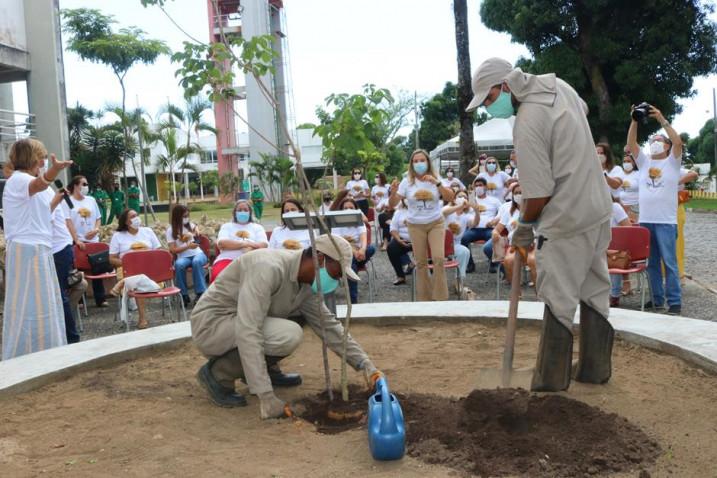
502, 250, 523, 385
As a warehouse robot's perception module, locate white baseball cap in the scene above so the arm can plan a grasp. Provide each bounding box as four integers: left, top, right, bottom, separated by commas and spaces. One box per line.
466, 57, 514, 112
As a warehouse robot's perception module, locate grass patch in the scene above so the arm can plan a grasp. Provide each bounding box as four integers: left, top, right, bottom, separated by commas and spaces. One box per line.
688, 198, 717, 211
186, 203, 282, 223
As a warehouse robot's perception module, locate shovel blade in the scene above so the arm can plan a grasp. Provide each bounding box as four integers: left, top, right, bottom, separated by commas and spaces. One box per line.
476, 366, 534, 390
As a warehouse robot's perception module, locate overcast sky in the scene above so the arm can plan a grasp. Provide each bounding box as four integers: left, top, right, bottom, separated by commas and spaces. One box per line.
16, 0, 717, 140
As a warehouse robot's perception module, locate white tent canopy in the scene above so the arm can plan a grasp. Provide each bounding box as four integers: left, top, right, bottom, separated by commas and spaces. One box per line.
430, 117, 515, 161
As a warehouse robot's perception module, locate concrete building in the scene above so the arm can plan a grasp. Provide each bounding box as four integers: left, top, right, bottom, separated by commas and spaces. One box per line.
207, 0, 295, 200
0, 0, 69, 175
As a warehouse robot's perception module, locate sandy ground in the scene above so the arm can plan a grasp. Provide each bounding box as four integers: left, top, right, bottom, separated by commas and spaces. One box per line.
1, 321, 716, 477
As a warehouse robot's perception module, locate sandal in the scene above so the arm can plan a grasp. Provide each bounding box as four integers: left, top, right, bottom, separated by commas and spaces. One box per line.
137, 320, 149, 330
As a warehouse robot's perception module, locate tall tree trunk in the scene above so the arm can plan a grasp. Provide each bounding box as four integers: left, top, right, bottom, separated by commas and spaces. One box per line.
576, 11, 611, 143
454, 0, 476, 184
120, 80, 129, 208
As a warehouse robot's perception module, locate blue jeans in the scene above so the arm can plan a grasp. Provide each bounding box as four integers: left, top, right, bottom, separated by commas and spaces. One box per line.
610, 274, 623, 298
53, 244, 80, 344
349, 245, 376, 303
175, 252, 209, 297
461, 227, 493, 268
641, 223, 681, 307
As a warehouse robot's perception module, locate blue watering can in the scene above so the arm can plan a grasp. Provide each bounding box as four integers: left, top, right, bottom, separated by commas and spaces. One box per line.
367, 376, 405, 461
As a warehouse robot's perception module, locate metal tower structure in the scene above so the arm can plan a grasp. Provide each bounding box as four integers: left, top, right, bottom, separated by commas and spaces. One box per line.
207, 0, 292, 199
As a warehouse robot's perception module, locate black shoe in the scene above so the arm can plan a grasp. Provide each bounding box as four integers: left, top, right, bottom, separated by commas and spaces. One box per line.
266, 356, 302, 387
182, 295, 191, 307
196, 362, 247, 407
466, 263, 476, 274
667, 304, 681, 315
488, 263, 498, 274
643, 301, 664, 311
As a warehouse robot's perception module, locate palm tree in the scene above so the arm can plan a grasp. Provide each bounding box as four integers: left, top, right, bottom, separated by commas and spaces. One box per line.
154, 127, 181, 204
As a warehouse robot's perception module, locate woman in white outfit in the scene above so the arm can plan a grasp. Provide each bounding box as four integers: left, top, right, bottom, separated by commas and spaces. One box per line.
270, 198, 312, 251
2, 138, 73, 360
441, 190, 477, 291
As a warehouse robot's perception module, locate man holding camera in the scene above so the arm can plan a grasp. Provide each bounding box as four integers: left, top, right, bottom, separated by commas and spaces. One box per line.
466, 58, 614, 392
627, 105, 683, 315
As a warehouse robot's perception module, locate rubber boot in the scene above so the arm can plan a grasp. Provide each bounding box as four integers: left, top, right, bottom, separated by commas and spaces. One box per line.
575, 301, 614, 384
266, 356, 302, 387
531, 305, 574, 392
196, 349, 247, 407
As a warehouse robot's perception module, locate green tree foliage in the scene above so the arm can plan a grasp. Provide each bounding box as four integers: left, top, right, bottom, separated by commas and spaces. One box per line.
314, 84, 414, 177
249, 153, 297, 202
417, 82, 459, 154
686, 119, 716, 168
480, 0, 717, 144
63, 8, 170, 206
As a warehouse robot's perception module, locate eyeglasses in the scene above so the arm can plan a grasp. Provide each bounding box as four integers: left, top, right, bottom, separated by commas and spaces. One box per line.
81, 183, 89, 186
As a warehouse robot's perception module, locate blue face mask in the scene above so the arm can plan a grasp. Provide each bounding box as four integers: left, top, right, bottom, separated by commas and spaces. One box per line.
486, 163, 497, 173
413, 161, 428, 175
235, 211, 251, 223
311, 266, 339, 295
485, 91, 515, 119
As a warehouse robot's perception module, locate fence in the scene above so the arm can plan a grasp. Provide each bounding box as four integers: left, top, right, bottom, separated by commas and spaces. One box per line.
689, 190, 717, 200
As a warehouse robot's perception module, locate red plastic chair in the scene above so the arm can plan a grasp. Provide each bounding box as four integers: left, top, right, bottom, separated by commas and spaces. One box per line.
608, 226, 652, 311
73, 242, 117, 320
120, 249, 187, 330
366, 207, 376, 222
411, 229, 461, 301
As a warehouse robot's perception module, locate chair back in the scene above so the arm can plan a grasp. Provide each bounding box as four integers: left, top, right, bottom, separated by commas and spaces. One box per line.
197, 234, 211, 259
74, 242, 110, 271
427, 229, 454, 258
266, 229, 272, 241
609, 226, 650, 262
366, 208, 376, 222
365, 223, 372, 243
122, 249, 175, 283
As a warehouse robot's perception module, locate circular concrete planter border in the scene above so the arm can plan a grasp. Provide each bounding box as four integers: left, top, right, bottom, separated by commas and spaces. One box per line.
1, 301, 715, 398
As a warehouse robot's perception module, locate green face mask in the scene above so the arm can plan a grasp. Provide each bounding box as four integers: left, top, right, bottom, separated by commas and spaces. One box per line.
485, 91, 515, 119
311, 267, 339, 295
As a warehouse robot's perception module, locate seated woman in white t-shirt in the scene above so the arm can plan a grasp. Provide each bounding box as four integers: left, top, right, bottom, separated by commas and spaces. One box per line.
386, 199, 413, 285
596, 143, 623, 199
270, 198, 313, 251
440, 167, 466, 191
109, 209, 162, 329
494, 186, 537, 286
331, 198, 375, 304
64, 175, 108, 308
441, 190, 477, 291
345, 168, 370, 215
166, 204, 208, 307
608, 200, 632, 308
477, 156, 511, 201
1, 138, 72, 360
211, 199, 268, 282
619, 148, 640, 222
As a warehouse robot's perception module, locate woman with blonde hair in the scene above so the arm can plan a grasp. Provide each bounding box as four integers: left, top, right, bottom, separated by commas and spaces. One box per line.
389, 149, 453, 300
2, 138, 73, 359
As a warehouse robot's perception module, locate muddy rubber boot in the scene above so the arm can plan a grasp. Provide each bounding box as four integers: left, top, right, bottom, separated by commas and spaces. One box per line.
531, 306, 574, 392
266, 356, 302, 387
575, 301, 614, 384
196, 350, 247, 407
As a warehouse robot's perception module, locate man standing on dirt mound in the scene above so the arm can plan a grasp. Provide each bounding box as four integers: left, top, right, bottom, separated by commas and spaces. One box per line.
466, 58, 613, 391
190, 234, 381, 419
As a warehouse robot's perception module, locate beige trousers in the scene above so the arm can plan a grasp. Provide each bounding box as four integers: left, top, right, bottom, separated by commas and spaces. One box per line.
407, 219, 449, 301
535, 221, 611, 330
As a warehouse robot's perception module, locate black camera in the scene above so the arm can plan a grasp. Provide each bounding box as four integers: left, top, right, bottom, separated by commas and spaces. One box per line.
632, 102, 652, 124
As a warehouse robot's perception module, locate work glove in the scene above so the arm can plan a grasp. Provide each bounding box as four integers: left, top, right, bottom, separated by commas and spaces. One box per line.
511, 220, 535, 250
360, 359, 383, 387
258, 392, 291, 419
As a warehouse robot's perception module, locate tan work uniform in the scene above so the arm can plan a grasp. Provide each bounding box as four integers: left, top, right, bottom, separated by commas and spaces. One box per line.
191, 249, 369, 395
509, 69, 612, 330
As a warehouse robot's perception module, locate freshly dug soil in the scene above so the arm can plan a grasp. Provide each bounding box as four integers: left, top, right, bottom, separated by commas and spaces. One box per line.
1, 321, 716, 477
401, 389, 660, 477
296, 384, 370, 434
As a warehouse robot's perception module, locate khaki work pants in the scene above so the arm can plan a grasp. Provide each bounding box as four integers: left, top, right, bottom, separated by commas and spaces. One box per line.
407, 219, 449, 301
535, 221, 611, 330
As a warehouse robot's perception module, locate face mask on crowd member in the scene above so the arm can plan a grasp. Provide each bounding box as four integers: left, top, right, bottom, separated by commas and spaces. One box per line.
485, 89, 515, 119
130, 216, 142, 229
475, 186, 486, 196
623, 161, 634, 172
235, 211, 251, 223
455, 195, 467, 206
183, 215, 190, 225
353, 171, 361, 180
486, 161, 497, 173
649, 138, 667, 156
597, 153, 607, 165
513, 193, 523, 206
80, 184, 89, 196
413, 160, 428, 175
446, 169, 454, 179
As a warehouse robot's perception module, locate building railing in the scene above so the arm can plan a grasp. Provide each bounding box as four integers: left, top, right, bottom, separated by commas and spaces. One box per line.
213, 13, 242, 31
0, 109, 36, 143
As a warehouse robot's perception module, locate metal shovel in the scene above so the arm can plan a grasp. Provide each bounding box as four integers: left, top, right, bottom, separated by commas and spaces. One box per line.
476, 251, 534, 389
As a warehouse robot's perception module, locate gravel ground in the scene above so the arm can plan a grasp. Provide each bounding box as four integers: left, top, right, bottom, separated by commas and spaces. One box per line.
1, 211, 715, 344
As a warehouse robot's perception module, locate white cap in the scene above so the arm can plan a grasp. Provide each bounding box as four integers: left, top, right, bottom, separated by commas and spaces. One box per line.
314, 234, 360, 281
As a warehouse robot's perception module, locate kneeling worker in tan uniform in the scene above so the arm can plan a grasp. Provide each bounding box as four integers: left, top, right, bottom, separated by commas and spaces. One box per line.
467, 58, 613, 392
191, 234, 379, 419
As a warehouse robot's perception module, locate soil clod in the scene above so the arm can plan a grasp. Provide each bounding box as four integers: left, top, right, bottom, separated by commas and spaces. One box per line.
399, 388, 661, 477
295, 385, 370, 434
